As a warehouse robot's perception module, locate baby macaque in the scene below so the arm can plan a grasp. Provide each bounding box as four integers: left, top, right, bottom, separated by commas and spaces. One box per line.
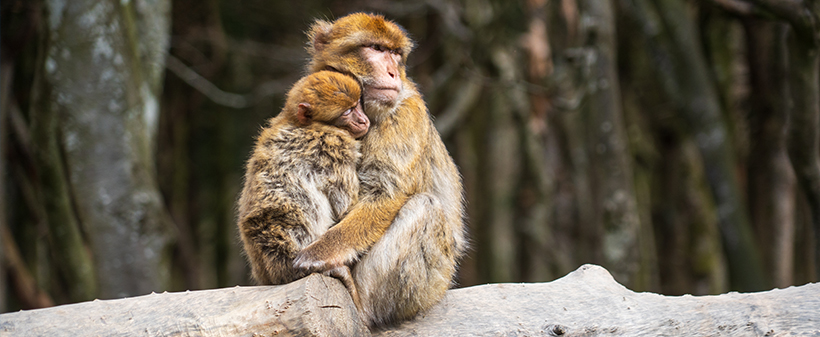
237, 70, 369, 308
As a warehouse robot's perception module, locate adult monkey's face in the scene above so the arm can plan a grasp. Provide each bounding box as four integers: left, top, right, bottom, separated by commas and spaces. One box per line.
306, 13, 414, 113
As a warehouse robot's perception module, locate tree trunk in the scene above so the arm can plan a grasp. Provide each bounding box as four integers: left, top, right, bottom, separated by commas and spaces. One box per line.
784, 23, 820, 283
622, 0, 767, 291
29, 31, 98, 301
486, 48, 522, 282
580, 0, 641, 286
0, 54, 11, 313
38, 0, 174, 299
744, 20, 796, 287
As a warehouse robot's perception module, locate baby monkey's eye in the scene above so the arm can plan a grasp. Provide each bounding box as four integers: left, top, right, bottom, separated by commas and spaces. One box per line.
342, 108, 353, 116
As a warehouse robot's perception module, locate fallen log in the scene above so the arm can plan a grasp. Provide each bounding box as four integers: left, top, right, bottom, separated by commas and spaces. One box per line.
1, 264, 817, 336
0, 273, 368, 336
376, 264, 820, 336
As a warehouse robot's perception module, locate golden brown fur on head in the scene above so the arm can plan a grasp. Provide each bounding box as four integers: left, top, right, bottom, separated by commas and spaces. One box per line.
306, 13, 416, 120
281, 70, 361, 125
307, 13, 414, 73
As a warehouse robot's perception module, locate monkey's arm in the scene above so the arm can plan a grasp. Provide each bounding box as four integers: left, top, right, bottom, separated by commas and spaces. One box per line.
293, 194, 410, 270
294, 101, 428, 271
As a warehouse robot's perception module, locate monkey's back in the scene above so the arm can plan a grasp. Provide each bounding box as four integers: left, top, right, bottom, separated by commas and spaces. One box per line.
238, 121, 361, 285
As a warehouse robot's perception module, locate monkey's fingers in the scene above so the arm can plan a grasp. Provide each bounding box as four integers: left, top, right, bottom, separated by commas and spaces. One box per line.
292, 253, 329, 271
293, 240, 358, 271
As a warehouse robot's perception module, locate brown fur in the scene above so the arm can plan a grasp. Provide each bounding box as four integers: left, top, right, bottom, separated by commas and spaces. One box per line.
237, 71, 366, 308
294, 13, 468, 327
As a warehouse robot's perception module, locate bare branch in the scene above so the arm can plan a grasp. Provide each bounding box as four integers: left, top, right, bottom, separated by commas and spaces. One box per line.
708, 0, 756, 15
434, 73, 483, 138
1, 224, 55, 309
740, 0, 818, 44
425, 0, 473, 43
165, 54, 292, 109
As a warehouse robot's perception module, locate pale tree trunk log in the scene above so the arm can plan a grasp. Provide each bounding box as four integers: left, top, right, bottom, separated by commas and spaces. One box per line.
2, 265, 818, 336
377, 264, 818, 336
0, 273, 368, 337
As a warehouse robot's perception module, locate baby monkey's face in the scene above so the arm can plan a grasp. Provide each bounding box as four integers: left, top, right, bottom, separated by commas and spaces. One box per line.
335, 98, 369, 139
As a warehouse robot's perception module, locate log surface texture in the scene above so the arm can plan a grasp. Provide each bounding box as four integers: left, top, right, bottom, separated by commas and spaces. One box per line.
1, 264, 818, 336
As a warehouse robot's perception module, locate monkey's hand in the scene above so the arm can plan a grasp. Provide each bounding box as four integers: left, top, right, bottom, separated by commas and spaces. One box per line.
293, 239, 359, 272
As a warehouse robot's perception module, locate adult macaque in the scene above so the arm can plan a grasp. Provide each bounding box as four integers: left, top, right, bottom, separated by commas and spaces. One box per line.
237, 71, 369, 309
293, 13, 468, 327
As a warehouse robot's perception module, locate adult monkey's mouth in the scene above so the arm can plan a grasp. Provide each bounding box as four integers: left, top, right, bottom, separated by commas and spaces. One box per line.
371, 87, 399, 93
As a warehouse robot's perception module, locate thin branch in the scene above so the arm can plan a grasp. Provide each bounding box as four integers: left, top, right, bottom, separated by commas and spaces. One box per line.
434, 73, 483, 138
9, 103, 34, 164
425, 0, 473, 43
1, 223, 55, 309
165, 54, 292, 109
740, 0, 818, 44
364, 1, 428, 16
707, 0, 756, 15
171, 36, 306, 65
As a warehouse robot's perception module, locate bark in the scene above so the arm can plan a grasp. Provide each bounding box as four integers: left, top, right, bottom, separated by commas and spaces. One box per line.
378, 264, 819, 336
492, 46, 557, 282
160, 0, 253, 290
743, 20, 796, 287
485, 48, 523, 282
0, 55, 11, 314
519, 0, 558, 283
680, 142, 730, 295
0, 273, 368, 337
785, 30, 820, 281
622, 0, 767, 291
459, 0, 531, 283
40, 0, 174, 298
620, 78, 662, 292
2, 266, 818, 337
0, 224, 54, 309
707, 0, 820, 286
580, 0, 641, 286
29, 22, 98, 300
650, 136, 728, 295
739, 0, 820, 286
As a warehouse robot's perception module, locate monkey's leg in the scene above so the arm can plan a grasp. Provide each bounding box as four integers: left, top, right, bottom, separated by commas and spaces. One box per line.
241, 213, 310, 285
325, 266, 362, 312
352, 193, 459, 327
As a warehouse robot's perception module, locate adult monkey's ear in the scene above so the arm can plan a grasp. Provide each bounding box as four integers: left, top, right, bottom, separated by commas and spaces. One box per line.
296, 103, 312, 125
307, 19, 333, 55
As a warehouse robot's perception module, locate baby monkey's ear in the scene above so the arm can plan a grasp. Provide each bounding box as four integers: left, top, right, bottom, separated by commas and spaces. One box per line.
296, 103, 312, 125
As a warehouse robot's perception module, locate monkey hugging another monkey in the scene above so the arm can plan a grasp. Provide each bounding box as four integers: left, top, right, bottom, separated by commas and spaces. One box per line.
238, 13, 467, 329
238, 70, 368, 308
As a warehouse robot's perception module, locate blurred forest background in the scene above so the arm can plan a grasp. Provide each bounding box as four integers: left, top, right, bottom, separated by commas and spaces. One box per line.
2, 0, 820, 311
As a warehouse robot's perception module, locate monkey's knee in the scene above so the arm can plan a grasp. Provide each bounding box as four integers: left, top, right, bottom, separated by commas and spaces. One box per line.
353, 193, 457, 326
